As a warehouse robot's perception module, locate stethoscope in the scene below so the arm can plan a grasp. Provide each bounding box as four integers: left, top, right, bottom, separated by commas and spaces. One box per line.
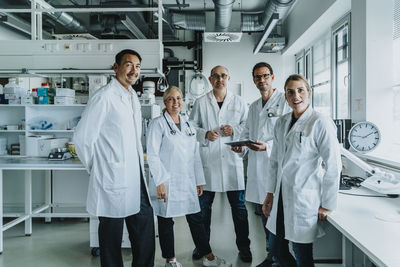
266, 104, 281, 118
163, 112, 195, 136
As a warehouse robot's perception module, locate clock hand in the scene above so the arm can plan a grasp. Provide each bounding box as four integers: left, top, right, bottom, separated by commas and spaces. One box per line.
364, 132, 373, 138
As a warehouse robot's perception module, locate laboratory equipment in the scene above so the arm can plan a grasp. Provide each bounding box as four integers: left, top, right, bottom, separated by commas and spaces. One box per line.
340, 147, 400, 197
189, 73, 208, 97
140, 81, 156, 104
348, 121, 381, 153
48, 149, 73, 161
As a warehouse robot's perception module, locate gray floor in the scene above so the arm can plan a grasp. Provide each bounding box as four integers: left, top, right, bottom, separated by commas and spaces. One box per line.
0, 193, 339, 267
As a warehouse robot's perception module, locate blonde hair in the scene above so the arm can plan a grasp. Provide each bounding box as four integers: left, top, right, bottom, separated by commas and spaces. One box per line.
284, 74, 311, 92
162, 86, 183, 113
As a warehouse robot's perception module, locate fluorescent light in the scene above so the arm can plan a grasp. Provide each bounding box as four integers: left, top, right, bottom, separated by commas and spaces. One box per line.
120, 15, 146, 39
253, 13, 279, 55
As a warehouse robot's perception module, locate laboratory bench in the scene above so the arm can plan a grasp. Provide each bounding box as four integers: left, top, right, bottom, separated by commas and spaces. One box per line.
328, 187, 400, 267
0, 157, 87, 253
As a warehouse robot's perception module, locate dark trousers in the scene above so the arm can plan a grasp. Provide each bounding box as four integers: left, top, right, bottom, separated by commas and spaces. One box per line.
256, 203, 270, 251
157, 211, 212, 259
269, 187, 314, 267
269, 233, 314, 267
98, 177, 155, 267
199, 190, 250, 252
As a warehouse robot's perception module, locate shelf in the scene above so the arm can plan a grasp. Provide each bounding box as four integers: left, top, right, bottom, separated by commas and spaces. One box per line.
28, 130, 75, 133
26, 104, 86, 107
0, 130, 25, 133
0, 155, 26, 159
0, 104, 25, 107
0, 104, 86, 107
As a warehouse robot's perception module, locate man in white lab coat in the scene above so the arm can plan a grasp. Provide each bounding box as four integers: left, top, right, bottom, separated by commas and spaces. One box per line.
74, 49, 155, 267
189, 65, 251, 262
232, 62, 291, 267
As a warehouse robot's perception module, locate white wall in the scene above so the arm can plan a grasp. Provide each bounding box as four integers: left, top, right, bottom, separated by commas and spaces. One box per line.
201, 33, 294, 104
351, 0, 394, 157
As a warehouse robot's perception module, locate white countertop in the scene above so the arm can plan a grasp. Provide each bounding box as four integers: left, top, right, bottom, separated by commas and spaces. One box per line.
0, 157, 85, 170
328, 187, 400, 267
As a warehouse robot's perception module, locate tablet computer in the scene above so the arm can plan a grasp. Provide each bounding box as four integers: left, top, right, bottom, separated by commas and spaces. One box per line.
225, 139, 258, 146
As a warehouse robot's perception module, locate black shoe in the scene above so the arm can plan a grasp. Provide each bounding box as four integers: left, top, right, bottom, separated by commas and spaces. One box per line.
239, 250, 252, 262
256, 256, 274, 267
192, 248, 202, 260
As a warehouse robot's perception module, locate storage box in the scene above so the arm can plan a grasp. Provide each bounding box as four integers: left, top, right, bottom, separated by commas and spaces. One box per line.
5, 93, 17, 99
37, 87, 48, 97
38, 138, 70, 157
38, 96, 49, 104
75, 94, 89, 104
56, 88, 75, 97
26, 135, 54, 156
54, 96, 75, 105
8, 99, 21, 104
22, 96, 34, 105
4, 86, 17, 94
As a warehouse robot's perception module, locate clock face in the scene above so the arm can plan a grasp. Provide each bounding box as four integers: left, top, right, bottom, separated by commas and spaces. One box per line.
348, 122, 381, 153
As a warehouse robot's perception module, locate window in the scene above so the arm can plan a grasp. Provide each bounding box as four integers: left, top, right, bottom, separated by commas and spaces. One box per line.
295, 51, 304, 76
332, 14, 351, 119
392, 0, 400, 147
312, 32, 331, 116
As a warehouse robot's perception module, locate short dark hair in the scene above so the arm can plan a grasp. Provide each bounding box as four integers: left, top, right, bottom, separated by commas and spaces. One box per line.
252, 62, 273, 77
284, 74, 311, 92
115, 49, 142, 65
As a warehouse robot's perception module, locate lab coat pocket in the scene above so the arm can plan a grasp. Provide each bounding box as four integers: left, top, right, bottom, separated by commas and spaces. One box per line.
103, 162, 126, 191
294, 188, 319, 226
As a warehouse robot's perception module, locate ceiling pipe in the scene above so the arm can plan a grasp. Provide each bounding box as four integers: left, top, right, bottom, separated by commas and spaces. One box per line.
28, 0, 86, 33
241, 0, 295, 32
212, 0, 235, 32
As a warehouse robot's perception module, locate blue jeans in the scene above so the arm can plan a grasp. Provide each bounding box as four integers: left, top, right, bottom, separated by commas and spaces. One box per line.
199, 190, 250, 252
268, 233, 314, 267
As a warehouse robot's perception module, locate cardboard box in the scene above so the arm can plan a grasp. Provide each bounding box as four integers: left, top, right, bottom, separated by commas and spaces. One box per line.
8, 99, 21, 104
56, 88, 75, 97
37, 87, 48, 97
54, 96, 75, 105
22, 96, 34, 105
38, 96, 49, 104
38, 138, 70, 157
26, 135, 54, 156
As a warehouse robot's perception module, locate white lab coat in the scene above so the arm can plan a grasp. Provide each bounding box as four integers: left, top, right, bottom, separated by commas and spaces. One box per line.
189, 90, 248, 192
240, 90, 291, 204
146, 113, 205, 218
74, 78, 147, 218
266, 107, 342, 243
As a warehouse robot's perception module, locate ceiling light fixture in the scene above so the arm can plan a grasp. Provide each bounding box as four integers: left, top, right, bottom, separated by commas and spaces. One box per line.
253, 13, 279, 55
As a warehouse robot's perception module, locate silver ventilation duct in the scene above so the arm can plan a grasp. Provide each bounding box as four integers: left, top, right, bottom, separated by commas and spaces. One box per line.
172, 13, 205, 31
48, 12, 85, 33
241, 0, 295, 32
213, 0, 235, 32
171, 0, 236, 33
28, 0, 86, 33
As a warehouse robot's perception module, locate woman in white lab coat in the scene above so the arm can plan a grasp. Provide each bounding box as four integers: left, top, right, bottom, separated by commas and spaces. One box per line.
262, 75, 342, 266
147, 86, 231, 267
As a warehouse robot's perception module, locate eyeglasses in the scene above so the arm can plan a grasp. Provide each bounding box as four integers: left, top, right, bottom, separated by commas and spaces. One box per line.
211, 73, 228, 80
253, 73, 272, 80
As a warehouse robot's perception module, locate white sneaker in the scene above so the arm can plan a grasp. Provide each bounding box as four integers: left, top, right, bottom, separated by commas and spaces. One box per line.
203, 255, 232, 267
165, 259, 182, 267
